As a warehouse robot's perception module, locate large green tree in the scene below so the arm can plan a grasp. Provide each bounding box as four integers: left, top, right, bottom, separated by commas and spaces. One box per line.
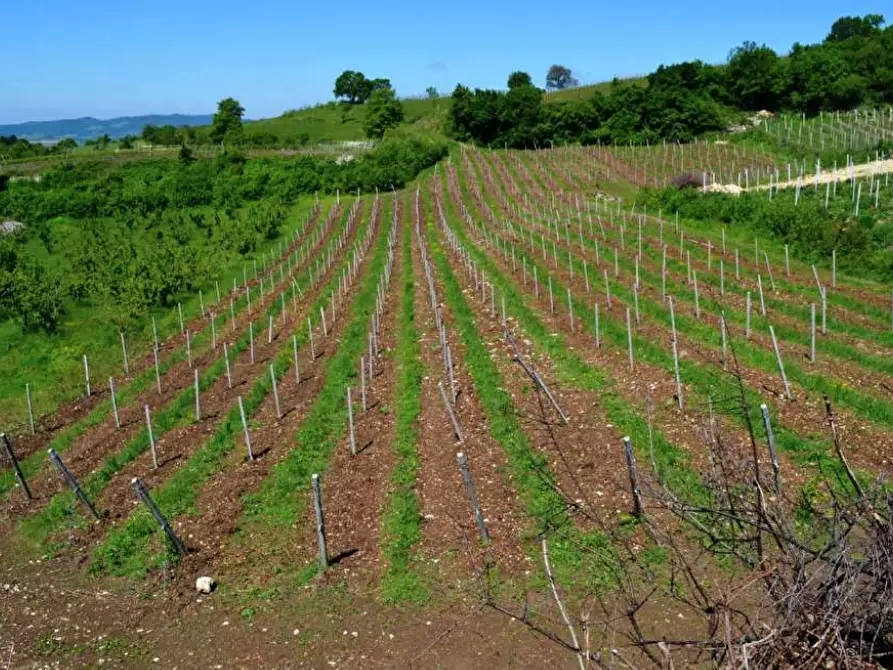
334, 70, 368, 103
210, 97, 245, 150
507, 71, 533, 90
726, 42, 785, 111
363, 88, 404, 138
546, 64, 578, 90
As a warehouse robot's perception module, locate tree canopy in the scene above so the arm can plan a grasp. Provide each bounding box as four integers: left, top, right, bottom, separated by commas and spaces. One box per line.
546, 65, 578, 90
363, 88, 404, 139
334, 71, 392, 104
448, 14, 892, 148
210, 97, 245, 149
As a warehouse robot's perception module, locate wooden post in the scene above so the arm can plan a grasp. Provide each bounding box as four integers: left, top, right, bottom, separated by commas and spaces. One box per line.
308, 318, 316, 359
120, 331, 129, 375
49, 448, 99, 520
360, 359, 367, 411
810, 303, 817, 362
1, 434, 31, 500
311, 474, 328, 570
131, 478, 186, 555
224, 342, 233, 389
347, 387, 356, 455
150, 344, 161, 393
670, 298, 682, 410
757, 275, 766, 316
567, 288, 574, 331
145, 405, 158, 469
693, 271, 701, 319
626, 307, 634, 371
291, 335, 301, 384
239, 396, 254, 461
109, 377, 120, 428
194, 369, 201, 422
594, 301, 600, 348
622, 437, 643, 517
83, 354, 91, 397
26, 383, 35, 435
270, 364, 282, 420
769, 325, 792, 400
711, 309, 723, 368
760, 404, 782, 497
548, 276, 554, 314
439, 381, 464, 443
457, 452, 489, 543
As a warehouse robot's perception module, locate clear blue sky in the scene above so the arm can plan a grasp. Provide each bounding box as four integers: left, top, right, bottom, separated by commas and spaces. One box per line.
3, 0, 885, 124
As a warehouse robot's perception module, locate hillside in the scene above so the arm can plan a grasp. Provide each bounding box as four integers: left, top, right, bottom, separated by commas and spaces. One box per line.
0, 114, 213, 143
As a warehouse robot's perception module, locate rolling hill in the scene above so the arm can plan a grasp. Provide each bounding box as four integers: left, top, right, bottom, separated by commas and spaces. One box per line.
0, 114, 213, 143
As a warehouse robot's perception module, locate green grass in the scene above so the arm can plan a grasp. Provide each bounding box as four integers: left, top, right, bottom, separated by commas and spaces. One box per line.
542, 76, 647, 103
379, 206, 427, 604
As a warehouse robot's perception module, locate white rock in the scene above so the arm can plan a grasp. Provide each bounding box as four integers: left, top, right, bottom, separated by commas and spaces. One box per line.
195, 576, 216, 594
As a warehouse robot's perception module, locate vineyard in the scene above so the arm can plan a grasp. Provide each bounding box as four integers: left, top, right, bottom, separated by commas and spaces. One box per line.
3, 139, 893, 668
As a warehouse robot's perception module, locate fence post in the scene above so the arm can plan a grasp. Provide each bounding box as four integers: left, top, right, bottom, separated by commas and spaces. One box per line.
2, 433, 32, 500
109, 377, 120, 428
83, 354, 91, 397
622, 436, 643, 517
145, 405, 158, 468
760, 404, 782, 497
457, 452, 489, 543
238, 396, 254, 461
49, 448, 99, 520
311, 474, 328, 570
131, 478, 186, 556
26, 383, 35, 435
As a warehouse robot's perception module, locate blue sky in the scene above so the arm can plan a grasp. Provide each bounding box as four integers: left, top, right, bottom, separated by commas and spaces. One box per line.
2, 0, 885, 124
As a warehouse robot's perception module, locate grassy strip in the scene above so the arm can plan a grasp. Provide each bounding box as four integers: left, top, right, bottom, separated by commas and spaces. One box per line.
89, 203, 371, 576
20, 207, 349, 551
379, 208, 427, 604
239, 199, 392, 535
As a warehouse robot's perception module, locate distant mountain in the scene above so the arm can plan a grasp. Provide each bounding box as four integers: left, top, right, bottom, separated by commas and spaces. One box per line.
0, 114, 214, 143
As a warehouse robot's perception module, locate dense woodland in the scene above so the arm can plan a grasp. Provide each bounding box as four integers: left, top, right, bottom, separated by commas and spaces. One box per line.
448, 14, 893, 147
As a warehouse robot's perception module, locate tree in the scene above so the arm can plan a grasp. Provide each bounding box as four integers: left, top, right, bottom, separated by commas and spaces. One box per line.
426, 86, 439, 100
179, 144, 195, 164
726, 42, 785, 110
363, 88, 404, 139
826, 14, 884, 42
210, 97, 245, 150
546, 65, 578, 90
334, 70, 369, 103
54, 137, 77, 152
507, 71, 533, 90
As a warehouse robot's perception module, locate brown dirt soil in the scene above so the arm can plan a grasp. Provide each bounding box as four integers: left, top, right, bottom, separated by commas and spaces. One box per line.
412, 194, 530, 577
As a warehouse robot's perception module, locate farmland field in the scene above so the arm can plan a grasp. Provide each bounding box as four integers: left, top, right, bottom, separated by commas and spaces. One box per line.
2, 134, 893, 668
